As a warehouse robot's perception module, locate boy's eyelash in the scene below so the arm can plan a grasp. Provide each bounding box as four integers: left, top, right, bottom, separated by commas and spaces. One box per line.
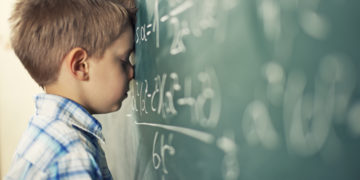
120, 59, 131, 68
117, 57, 127, 63
116, 52, 134, 66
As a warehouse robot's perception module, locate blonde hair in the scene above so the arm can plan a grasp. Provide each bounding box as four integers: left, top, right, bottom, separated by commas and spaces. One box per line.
10, 0, 134, 87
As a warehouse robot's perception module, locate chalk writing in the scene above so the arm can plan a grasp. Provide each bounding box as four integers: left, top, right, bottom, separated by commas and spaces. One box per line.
132, 68, 221, 128
217, 132, 240, 180
136, 122, 215, 144
152, 131, 175, 179
135, 0, 237, 55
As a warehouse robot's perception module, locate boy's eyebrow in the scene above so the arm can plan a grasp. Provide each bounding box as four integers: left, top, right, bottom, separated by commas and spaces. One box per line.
126, 46, 134, 55
124, 44, 135, 57
116, 47, 134, 60
117, 43, 133, 54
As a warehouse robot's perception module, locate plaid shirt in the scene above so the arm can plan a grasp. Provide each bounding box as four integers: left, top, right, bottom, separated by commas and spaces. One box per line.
5, 94, 112, 180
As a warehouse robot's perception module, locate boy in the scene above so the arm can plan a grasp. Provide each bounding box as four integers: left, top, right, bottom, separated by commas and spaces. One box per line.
5, 0, 135, 179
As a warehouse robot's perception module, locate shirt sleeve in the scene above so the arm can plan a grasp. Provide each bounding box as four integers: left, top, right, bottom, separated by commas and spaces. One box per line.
5, 151, 103, 180
46, 151, 103, 179
5, 155, 47, 180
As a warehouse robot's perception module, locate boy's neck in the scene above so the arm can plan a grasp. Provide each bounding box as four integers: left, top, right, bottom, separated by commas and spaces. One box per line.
44, 82, 89, 113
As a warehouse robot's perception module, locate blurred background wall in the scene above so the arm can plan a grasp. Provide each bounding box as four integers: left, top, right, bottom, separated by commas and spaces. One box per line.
0, 0, 43, 177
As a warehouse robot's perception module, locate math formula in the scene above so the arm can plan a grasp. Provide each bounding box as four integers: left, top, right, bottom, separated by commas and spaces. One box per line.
135, 0, 238, 55
132, 0, 242, 179
101, 0, 360, 179
132, 68, 221, 129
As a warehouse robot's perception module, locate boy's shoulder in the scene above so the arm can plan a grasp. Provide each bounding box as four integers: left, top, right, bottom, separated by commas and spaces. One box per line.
6, 94, 108, 179
15, 113, 95, 170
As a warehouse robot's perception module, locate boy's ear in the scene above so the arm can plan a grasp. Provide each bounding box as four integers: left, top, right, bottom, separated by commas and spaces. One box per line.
65, 47, 90, 81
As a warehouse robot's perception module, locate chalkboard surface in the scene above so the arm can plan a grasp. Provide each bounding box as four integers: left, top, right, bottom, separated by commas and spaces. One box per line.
98, 0, 360, 179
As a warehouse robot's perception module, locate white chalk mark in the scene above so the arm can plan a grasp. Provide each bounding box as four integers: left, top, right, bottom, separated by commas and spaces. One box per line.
169, 0, 194, 16
160, 0, 193, 23
170, 18, 186, 55
217, 136, 236, 153
153, 0, 160, 48
135, 122, 215, 144
147, 24, 153, 28
177, 77, 195, 106
300, 10, 329, 40
147, 31, 152, 36
161, 15, 170, 22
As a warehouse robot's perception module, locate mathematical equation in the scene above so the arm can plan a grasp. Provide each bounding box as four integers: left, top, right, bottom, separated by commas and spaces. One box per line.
131, 68, 221, 129
142, 129, 239, 180
131, 65, 240, 179
135, 0, 238, 55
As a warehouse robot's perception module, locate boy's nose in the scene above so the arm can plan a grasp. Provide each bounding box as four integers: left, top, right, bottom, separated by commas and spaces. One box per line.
128, 52, 135, 80
128, 65, 134, 80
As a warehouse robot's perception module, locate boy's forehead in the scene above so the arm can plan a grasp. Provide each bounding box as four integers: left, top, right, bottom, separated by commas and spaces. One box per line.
110, 28, 134, 55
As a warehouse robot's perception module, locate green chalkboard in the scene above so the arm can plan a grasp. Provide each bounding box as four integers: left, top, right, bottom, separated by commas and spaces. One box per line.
98, 0, 360, 179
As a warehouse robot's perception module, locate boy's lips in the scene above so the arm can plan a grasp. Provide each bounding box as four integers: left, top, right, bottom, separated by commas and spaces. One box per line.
124, 88, 129, 97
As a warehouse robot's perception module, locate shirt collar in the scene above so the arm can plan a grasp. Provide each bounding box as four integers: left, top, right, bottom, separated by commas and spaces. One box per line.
34, 93, 105, 143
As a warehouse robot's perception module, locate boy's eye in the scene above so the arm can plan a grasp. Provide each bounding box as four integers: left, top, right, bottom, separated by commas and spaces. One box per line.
120, 60, 129, 67
120, 59, 131, 72
116, 51, 134, 70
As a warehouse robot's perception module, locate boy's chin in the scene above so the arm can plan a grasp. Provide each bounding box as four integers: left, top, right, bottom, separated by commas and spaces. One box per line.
91, 103, 122, 114
109, 103, 122, 113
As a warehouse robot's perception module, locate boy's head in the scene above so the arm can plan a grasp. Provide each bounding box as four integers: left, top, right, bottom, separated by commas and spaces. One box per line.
10, 0, 136, 114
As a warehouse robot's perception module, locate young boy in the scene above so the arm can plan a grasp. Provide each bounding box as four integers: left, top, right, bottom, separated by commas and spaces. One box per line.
5, 0, 135, 179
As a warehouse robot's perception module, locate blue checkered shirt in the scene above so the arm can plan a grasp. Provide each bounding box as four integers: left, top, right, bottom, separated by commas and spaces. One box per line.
5, 94, 112, 180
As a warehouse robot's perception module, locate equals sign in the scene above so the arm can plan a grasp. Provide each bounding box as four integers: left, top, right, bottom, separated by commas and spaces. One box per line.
146, 24, 152, 36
